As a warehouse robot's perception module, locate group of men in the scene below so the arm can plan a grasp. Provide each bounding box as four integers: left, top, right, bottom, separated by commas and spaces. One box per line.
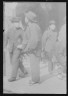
3, 10, 66, 84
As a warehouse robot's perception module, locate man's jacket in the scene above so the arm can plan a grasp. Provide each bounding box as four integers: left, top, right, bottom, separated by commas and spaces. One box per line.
22, 22, 42, 52
42, 29, 57, 53
4, 26, 24, 53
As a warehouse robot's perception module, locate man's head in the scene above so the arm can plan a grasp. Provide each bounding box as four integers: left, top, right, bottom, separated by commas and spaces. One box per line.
24, 11, 37, 24
49, 20, 56, 31
10, 17, 24, 29
49, 24, 56, 31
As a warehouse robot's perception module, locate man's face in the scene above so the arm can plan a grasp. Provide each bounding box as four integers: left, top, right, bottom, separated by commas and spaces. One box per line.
49, 24, 56, 31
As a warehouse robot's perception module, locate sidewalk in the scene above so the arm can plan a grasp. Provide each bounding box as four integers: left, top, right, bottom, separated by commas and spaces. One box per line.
3, 62, 66, 94
3, 51, 66, 94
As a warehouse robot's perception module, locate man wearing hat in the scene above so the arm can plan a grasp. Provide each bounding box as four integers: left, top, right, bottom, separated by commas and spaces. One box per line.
42, 20, 58, 74
19, 11, 42, 84
4, 16, 28, 82
53, 20, 66, 79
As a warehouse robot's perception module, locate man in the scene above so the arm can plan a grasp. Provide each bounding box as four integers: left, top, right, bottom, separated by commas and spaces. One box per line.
42, 21, 58, 74
4, 17, 28, 82
19, 11, 42, 84
54, 21, 66, 79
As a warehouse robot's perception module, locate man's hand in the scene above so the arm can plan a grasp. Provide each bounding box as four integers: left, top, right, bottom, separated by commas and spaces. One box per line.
17, 43, 27, 50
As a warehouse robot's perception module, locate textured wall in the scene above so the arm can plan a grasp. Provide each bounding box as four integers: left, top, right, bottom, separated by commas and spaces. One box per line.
4, 2, 17, 31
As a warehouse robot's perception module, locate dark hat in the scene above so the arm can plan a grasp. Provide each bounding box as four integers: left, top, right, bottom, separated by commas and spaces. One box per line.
25, 11, 37, 22
10, 17, 21, 23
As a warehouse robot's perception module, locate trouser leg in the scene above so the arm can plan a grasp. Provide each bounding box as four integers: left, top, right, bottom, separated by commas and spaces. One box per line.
19, 53, 28, 74
48, 61, 53, 73
19, 61, 28, 78
10, 49, 20, 78
30, 54, 40, 83
19, 60, 27, 74
19, 61, 25, 73
9, 52, 13, 64
47, 52, 54, 73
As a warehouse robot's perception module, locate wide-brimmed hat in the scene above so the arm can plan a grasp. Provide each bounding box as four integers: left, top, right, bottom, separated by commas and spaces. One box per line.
25, 11, 37, 22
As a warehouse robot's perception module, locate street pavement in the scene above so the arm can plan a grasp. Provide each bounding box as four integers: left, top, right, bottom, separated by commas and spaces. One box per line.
3, 62, 66, 94
3, 51, 66, 94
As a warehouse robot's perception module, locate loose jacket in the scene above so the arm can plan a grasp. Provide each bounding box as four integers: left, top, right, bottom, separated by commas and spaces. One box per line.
4, 26, 24, 52
42, 29, 57, 53
22, 22, 42, 52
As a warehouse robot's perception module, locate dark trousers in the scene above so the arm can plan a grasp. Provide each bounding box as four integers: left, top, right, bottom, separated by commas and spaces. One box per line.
11, 48, 25, 78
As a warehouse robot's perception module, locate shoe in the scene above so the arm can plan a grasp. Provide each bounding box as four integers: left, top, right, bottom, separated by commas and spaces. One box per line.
24, 71, 28, 75
19, 73, 25, 78
19, 71, 28, 78
29, 80, 40, 85
8, 77, 16, 82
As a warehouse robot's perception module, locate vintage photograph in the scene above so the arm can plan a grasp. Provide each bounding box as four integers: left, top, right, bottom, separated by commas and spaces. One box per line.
3, 2, 66, 94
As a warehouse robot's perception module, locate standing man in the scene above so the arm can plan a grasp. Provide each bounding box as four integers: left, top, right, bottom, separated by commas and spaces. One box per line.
4, 17, 28, 82
54, 20, 66, 79
20, 11, 42, 84
42, 21, 58, 74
